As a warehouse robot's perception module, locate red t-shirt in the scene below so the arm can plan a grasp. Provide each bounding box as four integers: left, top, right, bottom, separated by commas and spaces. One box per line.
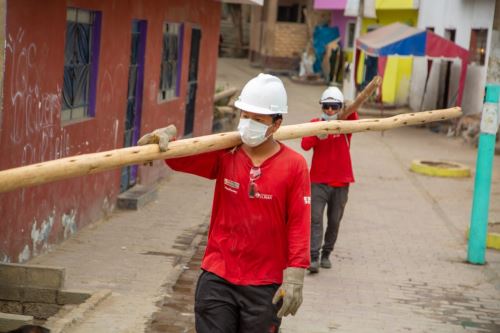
166, 143, 311, 285
301, 112, 358, 186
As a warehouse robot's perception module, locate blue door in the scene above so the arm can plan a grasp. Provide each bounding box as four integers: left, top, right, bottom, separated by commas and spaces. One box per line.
120, 20, 147, 193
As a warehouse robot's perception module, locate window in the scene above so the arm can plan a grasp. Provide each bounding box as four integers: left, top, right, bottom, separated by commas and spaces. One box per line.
444, 28, 456, 42
159, 23, 182, 101
469, 28, 488, 66
62, 8, 101, 122
277, 1, 306, 23
345, 21, 356, 49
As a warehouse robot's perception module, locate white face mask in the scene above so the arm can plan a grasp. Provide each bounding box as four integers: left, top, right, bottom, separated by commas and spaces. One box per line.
321, 112, 338, 121
238, 118, 271, 147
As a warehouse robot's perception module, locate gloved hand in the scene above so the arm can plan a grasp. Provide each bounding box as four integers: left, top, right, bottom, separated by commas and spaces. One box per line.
316, 133, 328, 140
272, 267, 305, 318
137, 125, 177, 152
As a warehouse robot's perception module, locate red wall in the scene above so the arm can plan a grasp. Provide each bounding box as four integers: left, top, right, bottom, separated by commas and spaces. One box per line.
0, 0, 221, 263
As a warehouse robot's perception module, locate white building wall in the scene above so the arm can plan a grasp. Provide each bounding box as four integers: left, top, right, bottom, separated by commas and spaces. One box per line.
410, 0, 496, 114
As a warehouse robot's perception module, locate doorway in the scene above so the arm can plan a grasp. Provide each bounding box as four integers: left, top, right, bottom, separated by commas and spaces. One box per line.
120, 20, 147, 193
437, 28, 456, 108
184, 27, 202, 136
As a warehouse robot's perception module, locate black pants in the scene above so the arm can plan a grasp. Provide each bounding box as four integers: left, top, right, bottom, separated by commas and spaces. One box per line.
194, 270, 281, 333
310, 183, 349, 260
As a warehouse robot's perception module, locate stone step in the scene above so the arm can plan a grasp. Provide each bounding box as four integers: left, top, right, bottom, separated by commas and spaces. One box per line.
0, 313, 33, 332
116, 184, 158, 210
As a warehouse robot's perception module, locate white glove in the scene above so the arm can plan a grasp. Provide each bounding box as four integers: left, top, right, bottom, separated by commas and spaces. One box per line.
272, 267, 305, 318
137, 125, 177, 152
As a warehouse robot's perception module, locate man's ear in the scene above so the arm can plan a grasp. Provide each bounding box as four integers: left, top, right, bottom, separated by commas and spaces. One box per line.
271, 118, 282, 133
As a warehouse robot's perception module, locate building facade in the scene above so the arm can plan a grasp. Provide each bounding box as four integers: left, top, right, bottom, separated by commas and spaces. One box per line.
410, 0, 496, 114
249, 0, 311, 70
0, 0, 222, 263
354, 0, 419, 106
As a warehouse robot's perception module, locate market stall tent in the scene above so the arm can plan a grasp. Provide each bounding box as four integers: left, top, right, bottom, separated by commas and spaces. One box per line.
354, 22, 468, 106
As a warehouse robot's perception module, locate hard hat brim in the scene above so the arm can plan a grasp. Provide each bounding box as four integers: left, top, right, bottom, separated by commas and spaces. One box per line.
234, 100, 288, 115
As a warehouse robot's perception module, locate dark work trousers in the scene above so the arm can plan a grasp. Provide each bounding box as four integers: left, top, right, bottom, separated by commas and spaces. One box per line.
194, 270, 282, 333
310, 183, 349, 260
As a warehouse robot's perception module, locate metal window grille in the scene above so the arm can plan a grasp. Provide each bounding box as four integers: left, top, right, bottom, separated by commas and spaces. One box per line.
159, 23, 181, 101
62, 8, 98, 122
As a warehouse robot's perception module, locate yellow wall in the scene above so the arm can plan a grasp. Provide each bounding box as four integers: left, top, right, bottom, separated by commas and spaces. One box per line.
358, 8, 418, 105
381, 56, 413, 104
356, 50, 365, 85
375, 0, 416, 10
345, 50, 353, 64
361, 10, 418, 33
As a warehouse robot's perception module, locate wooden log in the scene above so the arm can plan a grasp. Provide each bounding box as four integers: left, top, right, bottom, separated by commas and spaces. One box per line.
214, 87, 238, 103
215, 106, 237, 115
0, 107, 462, 194
339, 75, 382, 120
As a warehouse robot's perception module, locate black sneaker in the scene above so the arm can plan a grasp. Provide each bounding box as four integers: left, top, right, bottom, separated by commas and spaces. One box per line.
320, 255, 331, 269
308, 260, 319, 273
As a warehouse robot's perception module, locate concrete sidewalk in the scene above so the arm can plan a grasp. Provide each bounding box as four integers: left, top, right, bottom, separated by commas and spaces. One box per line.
26, 58, 500, 332
28, 172, 214, 332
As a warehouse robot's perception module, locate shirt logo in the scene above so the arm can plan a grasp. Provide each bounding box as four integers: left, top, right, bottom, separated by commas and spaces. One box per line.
304, 196, 311, 204
224, 178, 240, 194
254, 192, 273, 200
224, 178, 240, 189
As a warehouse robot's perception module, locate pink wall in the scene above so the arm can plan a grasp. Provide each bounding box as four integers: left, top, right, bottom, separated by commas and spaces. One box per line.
331, 10, 353, 47
314, 0, 347, 10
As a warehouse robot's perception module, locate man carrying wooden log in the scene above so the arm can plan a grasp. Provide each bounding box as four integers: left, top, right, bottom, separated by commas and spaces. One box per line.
138, 73, 311, 333
301, 86, 358, 274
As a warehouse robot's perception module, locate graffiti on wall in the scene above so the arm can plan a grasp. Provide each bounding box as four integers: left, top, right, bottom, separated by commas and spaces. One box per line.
5, 28, 70, 164
30, 208, 55, 258
62, 209, 77, 239
14, 208, 79, 263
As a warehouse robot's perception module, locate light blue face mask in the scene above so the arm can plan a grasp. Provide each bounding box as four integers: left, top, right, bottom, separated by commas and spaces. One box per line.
321, 113, 338, 121
238, 118, 271, 147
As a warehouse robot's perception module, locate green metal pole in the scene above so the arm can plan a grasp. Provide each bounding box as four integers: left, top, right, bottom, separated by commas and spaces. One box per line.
467, 84, 500, 264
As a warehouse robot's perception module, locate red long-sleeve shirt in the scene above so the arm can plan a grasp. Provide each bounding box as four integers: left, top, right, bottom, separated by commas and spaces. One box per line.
301, 112, 358, 186
166, 143, 311, 285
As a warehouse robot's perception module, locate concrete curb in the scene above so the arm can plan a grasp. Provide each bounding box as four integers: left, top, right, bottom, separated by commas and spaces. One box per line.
152, 228, 207, 303
44, 289, 111, 333
410, 159, 471, 178
466, 227, 500, 251
486, 231, 500, 250
145, 224, 208, 330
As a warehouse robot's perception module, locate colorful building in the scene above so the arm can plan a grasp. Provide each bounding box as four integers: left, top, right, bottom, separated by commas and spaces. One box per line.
355, 23, 469, 108
314, 0, 357, 60
411, 0, 497, 115
0, 0, 228, 263
351, 0, 419, 106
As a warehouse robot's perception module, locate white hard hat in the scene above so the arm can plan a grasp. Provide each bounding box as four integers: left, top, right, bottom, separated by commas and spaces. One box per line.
320, 86, 344, 104
234, 73, 288, 114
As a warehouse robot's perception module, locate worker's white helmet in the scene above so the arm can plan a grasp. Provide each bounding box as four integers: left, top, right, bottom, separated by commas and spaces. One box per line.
320, 86, 344, 104
234, 73, 288, 114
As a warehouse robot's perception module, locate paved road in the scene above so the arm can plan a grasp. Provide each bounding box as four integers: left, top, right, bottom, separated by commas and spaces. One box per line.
30, 58, 500, 332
